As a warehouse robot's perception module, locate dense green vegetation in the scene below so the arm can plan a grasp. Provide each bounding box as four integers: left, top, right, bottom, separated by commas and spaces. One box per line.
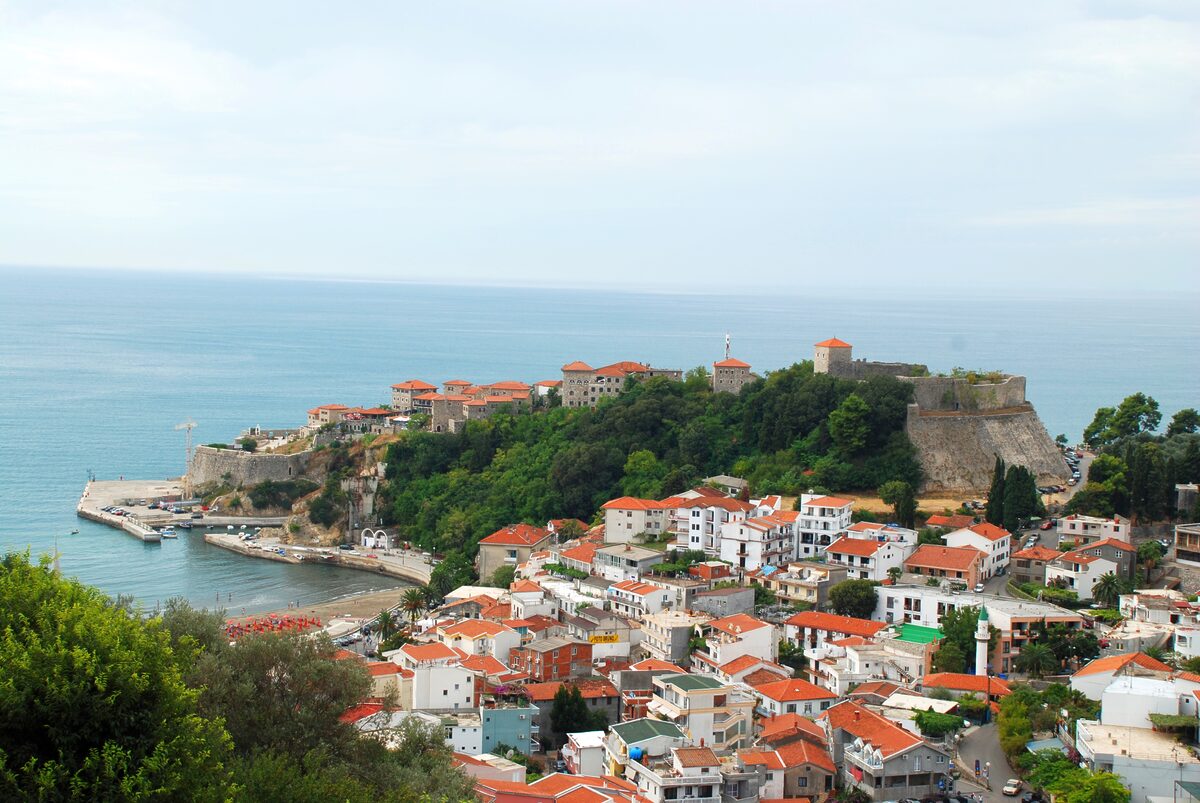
984, 458, 1042, 532
0, 554, 473, 802
379, 365, 920, 559
249, 478, 320, 510
1072, 395, 1200, 522
999, 683, 1099, 763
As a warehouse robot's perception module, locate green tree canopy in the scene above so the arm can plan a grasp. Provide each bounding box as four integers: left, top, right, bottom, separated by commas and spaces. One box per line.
828, 579, 878, 619
1168, 408, 1200, 438
878, 480, 916, 529
828, 393, 871, 456
0, 554, 232, 801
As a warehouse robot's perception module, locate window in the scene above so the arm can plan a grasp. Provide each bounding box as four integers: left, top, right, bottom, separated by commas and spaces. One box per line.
798, 777, 808, 788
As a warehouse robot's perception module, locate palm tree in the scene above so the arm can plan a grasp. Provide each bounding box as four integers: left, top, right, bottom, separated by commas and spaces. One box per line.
376, 609, 395, 640
401, 587, 427, 627
1092, 572, 1122, 608
1016, 643, 1057, 678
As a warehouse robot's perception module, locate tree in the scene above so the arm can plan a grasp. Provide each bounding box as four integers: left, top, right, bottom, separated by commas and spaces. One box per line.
878, 480, 916, 529
1002, 464, 1038, 532
1090, 573, 1123, 607
913, 710, 965, 737
400, 587, 426, 626
887, 566, 902, 584
1085, 393, 1162, 447
1015, 643, 1057, 677
932, 641, 966, 674
490, 564, 517, 589
1058, 773, 1130, 803
0, 553, 233, 800
986, 456, 1006, 525
549, 684, 606, 747
621, 449, 667, 498
1055, 433, 1069, 448
193, 631, 372, 761
428, 550, 475, 597
828, 579, 878, 619
375, 609, 396, 641
1168, 409, 1200, 438
240, 437, 258, 452
917, 527, 945, 546
828, 393, 871, 456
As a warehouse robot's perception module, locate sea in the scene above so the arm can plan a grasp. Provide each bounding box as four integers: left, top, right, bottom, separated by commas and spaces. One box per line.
0, 267, 1196, 613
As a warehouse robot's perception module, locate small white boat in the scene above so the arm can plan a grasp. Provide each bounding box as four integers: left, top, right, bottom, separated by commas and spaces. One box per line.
160, 528, 177, 539
70, 529, 79, 535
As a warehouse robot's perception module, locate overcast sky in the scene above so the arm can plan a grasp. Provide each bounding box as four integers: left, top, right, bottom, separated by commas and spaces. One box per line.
1, 1, 1196, 293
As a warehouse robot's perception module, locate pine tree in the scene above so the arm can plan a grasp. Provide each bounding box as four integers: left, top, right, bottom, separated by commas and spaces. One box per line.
986, 456, 1006, 525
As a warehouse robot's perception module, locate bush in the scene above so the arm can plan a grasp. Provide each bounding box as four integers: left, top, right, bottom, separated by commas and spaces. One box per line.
249, 479, 320, 510
914, 710, 965, 737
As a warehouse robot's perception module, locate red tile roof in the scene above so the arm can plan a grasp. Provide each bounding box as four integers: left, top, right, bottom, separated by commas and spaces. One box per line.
752, 677, 837, 702
1073, 652, 1172, 677
1012, 545, 1062, 561
510, 579, 544, 593
366, 661, 401, 677
601, 496, 666, 511
629, 658, 688, 673
905, 544, 986, 571
814, 338, 852, 348
846, 680, 903, 699
922, 673, 1012, 695
441, 619, 514, 639
826, 537, 885, 557
804, 495, 854, 508
926, 514, 975, 529
610, 580, 660, 597
674, 747, 720, 767
758, 712, 828, 744
339, 701, 386, 723
561, 361, 594, 372
714, 358, 751, 368
785, 611, 888, 638
399, 641, 459, 662
480, 523, 552, 547
523, 679, 618, 702
707, 613, 771, 636
820, 700, 922, 757
560, 543, 598, 564
1090, 537, 1135, 552
966, 522, 1011, 542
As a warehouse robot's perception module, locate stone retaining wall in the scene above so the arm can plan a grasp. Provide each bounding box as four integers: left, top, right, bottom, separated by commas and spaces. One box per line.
190, 445, 313, 488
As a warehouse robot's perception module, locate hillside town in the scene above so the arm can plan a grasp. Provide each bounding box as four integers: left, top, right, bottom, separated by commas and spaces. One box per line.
318, 465, 1200, 803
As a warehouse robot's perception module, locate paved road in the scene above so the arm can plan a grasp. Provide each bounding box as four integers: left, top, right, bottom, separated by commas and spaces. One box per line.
958, 723, 1016, 803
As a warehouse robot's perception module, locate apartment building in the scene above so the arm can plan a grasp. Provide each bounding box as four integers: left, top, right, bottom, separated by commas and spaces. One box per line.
1057, 514, 1131, 547
1176, 523, 1200, 566
719, 514, 797, 572
821, 701, 952, 802
690, 614, 777, 674
561, 606, 640, 661
674, 496, 754, 554
825, 537, 910, 581
1045, 550, 1121, 601
507, 637, 593, 682
608, 579, 672, 620
436, 620, 522, 662
944, 522, 1012, 579
595, 543, 666, 582
785, 611, 888, 663
795, 494, 854, 555
750, 677, 837, 717
751, 562, 848, 609
390, 380, 437, 412
477, 523, 553, 581
646, 673, 755, 752
1010, 545, 1061, 585
903, 544, 986, 588
641, 610, 712, 664
603, 497, 670, 544
560, 360, 684, 409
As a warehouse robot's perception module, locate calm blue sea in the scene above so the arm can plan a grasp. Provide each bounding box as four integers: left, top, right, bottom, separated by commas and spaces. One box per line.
0, 267, 1196, 611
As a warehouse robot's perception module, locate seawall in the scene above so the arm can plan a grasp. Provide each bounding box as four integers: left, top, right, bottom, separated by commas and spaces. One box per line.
203, 533, 431, 585
906, 404, 1067, 493
190, 445, 312, 487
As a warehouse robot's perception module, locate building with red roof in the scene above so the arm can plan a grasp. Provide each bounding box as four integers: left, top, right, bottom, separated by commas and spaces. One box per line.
920, 672, 1012, 702
559, 359, 682, 409
795, 493, 854, 555
945, 522, 1013, 579
1011, 544, 1063, 585
478, 524, 553, 581
825, 536, 911, 582
785, 611, 888, 660
903, 544, 987, 588
820, 700, 951, 800
601, 497, 671, 545
1070, 652, 1174, 700
751, 677, 838, 717
712, 355, 754, 394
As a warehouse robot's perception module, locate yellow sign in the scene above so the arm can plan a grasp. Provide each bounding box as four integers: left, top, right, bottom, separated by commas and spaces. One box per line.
589, 633, 619, 644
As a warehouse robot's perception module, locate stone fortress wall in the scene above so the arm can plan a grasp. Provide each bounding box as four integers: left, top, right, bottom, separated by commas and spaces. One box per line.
814, 339, 1067, 493
190, 445, 313, 488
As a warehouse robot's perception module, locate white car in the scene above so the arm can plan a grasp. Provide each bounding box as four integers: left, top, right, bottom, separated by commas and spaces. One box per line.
974, 583, 985, 593
1003, 778, 1022, 796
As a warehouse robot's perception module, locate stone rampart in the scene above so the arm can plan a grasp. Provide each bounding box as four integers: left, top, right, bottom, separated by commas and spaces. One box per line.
905, 404, 1067, 493
900, 374, 1026, 412
190, 445, 312, 488
830, 359, 928, 380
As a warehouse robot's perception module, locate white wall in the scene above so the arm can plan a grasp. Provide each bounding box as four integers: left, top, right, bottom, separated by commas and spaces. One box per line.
410, 664, 475, 711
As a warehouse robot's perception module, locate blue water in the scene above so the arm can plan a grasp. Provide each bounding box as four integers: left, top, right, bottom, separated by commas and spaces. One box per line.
1, 267, 1196, 610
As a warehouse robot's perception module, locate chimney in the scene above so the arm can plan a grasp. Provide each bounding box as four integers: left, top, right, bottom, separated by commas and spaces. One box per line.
854, 710, 861, 722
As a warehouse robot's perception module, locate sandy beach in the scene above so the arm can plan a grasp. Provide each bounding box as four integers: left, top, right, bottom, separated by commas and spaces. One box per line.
227, 586, 417, 626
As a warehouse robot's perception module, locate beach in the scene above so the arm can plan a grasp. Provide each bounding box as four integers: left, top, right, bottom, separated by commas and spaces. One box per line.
226, 585, 418, 626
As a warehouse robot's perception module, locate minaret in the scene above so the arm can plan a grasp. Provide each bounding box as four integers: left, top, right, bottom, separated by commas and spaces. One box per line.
975, 606, 990, 676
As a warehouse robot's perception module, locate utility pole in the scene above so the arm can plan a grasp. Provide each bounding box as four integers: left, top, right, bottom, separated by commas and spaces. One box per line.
175, 419, 197, 499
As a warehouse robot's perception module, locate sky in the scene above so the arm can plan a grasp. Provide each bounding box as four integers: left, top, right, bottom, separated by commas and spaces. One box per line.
0, 1, 1197, 293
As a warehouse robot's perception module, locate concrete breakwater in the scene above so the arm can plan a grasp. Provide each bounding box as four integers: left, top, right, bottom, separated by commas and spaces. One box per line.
203, 532, 432, 585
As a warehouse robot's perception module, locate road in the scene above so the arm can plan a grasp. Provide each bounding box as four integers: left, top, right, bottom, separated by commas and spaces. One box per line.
958, 723, 1016, 803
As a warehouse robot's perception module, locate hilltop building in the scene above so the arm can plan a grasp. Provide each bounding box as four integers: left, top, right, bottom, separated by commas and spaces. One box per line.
560, 360, 683, 409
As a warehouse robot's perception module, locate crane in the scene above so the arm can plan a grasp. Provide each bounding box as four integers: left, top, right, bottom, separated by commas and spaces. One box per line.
175, 419, 197, 498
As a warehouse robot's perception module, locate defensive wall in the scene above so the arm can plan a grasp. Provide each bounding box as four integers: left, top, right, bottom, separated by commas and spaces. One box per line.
899, 374, 1027, 412
190, 445, 313, 488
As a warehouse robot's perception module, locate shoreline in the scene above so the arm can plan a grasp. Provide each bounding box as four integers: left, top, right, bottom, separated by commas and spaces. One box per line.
226, 585, 418, 625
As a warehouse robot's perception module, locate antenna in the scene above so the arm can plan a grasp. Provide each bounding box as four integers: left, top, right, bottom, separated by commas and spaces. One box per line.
175, 419, 197, 498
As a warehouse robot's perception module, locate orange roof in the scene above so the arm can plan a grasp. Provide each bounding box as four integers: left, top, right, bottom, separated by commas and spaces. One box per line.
458, 653, 509, 675
720, 655, 769, 674
333, 648, 361, 661
391, 379, 437, 390
671, 496, 754, 512
601, 496, 666, 511
610, 580, 660, 597
786, 611, 887, 638
804, 495, 854, 508
1012, 545, 1062, 561
1090, 537, 1135, 552
758, 712, 827, 744
966, 522, 1011, 542
926, 514, 975, 529
535, 380, 563, 387
441, 619, 513, 639
1073, 652, 1172, 677
561, 361, 594, 372
674, 747, 719, 767
365, 661, 401, 677
480, 603, 513, 619
814, 337, 852, 348
339, 702, 386, 723
846, 680, 903, 699
714, 358, 751, 368
905, 544, 986, 571
776, 739, 836, 773
630, 658, 687, 672
922, 673, 1012, 695
480, 523, 552, 547
707, 613, 771, 636
826, 537, 885, 557
523, 679, 618, 702
744, 667, 792, 687
820, 700, 921, 757
444, 379, 471, 386
413, 392, 443, 401
753, 677, 837, 702
560, 543, 598, 564
1055, 549, 1104, 565
510, 579, 544, 593
399, 642, 459, 662
487, 380, 531, 391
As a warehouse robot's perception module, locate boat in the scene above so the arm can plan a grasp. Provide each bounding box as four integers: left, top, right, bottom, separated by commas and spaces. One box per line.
177, 521, 192, 529
160, 528, 177, 539
69, 529, 79, 535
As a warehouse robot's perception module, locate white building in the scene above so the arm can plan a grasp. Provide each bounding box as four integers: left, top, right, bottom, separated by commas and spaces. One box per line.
690, 613, 776, 674
719, 514, 797, 572
824, 536, 911, 582
608, 579, 672, 619
508, 579, 557, 619
388, 641, 479, 711
785, 610, 888, 663
595, 544, 665, 582
1045, 550, 1120, 601
1057, 514, 1131, 546
436, 620, 522, 662
1075, 719, 1200, 802
602, 497, 669, 544
646, 674, 755, 753
842, 520, 919, 546
944, 523, 1012, 579
874, 586, 982, 629
673, 496, 754, 554
561, 730, 607, 776
795, 494, 854, 554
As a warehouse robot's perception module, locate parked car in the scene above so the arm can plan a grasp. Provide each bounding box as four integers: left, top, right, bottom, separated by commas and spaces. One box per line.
974, 583, 986, 592
191, 512, 203, 519
1040, 520, 1053, 530
338, 544, 355, 551
1003, 779, 1022, 796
